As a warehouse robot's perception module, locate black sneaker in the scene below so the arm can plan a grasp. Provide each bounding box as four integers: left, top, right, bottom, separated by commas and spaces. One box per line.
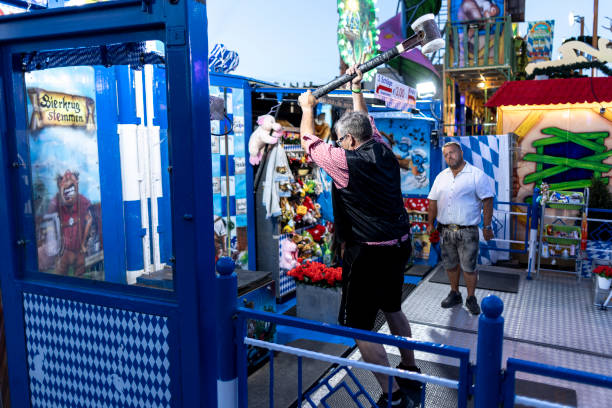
466, 295, 481, 315
376, 390, 413, 408
395, 363, 422, 393
441, 290, 463, 308
395, 363, 423, 407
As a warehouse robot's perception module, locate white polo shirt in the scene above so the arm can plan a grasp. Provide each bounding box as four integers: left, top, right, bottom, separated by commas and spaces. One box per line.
428, 162, 495, 226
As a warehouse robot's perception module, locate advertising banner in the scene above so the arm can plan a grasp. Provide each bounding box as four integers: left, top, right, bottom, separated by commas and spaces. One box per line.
27, 88, 95, 130
371, 114, 430, 196
26, 67, 104, 279
450, 0, 504, 22
526, 20, 555, 62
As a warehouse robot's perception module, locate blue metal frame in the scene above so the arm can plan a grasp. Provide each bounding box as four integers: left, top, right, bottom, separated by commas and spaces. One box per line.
95, 65, 127, 284
587, 207, 612, 242
0, 1, 217, 406
479, 200, 531, 254
503, 358, 612, 408
234, 307, 472, 408
209, 73, 257, 270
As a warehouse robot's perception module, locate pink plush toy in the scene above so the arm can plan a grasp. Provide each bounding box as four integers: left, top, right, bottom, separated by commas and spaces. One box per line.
279, 239, 298, 270
248, 115, 282, 165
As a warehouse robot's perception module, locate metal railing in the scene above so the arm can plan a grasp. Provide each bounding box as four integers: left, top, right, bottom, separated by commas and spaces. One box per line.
445, 16, 514, 71
503, 358, 612, 408
479, 200, 532, 254
235, 308, 472, 408
587, 208, 612, 244
217, 240, 612, 408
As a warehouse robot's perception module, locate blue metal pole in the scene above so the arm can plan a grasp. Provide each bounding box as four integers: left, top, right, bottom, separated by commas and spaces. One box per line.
217, 256, 238, 407
152, 65, 172, 265
475, 295, 504, 408
115, 65, 140, 125
503, 363, 517, 408
115, 65, 146, 280
526, 187, 540, 280
94, 66, 127, 284
235, 312, 248, 408
269, 350, 274, 408
457, 354, 471, 408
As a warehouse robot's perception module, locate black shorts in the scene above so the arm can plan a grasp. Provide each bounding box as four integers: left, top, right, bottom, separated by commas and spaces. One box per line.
338, 240, 411, 331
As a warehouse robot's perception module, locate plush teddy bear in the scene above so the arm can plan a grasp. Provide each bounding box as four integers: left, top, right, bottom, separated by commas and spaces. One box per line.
279, 239, 298, 270
248, 114, 282, 165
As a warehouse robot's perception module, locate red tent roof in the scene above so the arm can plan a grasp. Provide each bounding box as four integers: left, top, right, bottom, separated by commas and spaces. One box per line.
485, 77, 612, 107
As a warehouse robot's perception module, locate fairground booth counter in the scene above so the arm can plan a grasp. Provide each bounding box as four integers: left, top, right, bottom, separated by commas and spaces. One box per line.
208, 72, 443, 303
485, 77, 612, 305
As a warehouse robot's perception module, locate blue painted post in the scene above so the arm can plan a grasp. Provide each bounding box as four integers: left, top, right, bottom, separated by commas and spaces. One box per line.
526, 188, 540, 280
475, 295, 504, 408
152, 65, 172, 265
115, 65, 148, 282
217, 256, 238, 407
95, 66, 127, 283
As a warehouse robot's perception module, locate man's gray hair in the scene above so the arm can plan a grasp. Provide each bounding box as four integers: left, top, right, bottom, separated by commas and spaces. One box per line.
442, 141, 462, 152
334, 111, 372, 143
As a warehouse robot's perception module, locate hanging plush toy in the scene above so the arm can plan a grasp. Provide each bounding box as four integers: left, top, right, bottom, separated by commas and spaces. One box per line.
248, 115, 282, 165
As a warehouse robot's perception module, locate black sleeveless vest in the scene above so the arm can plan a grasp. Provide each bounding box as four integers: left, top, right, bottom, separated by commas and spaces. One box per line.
332, 139, 411, 244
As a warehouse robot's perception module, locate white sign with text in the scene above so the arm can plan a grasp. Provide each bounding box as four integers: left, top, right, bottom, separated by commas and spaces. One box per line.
374, 74, 417, 112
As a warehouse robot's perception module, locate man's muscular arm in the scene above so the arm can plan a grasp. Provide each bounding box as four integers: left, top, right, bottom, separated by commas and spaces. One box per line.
482, 197, 494, 241
298, 91, 317, 151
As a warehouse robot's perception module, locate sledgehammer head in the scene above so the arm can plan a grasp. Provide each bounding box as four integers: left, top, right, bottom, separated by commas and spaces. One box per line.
411, 13, 445, 54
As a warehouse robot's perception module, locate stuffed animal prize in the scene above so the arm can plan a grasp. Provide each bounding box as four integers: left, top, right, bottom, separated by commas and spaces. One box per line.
248, 115, 282, 165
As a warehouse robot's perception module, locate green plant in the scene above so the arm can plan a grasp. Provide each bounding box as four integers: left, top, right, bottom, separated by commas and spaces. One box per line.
589, 177, 612, 210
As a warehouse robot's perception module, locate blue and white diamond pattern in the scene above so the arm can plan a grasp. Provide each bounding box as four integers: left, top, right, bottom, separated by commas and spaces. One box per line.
581, 240, 612, 277
23, 293, 171, 408
446, 135, 511, 265
278, 234, 297, 297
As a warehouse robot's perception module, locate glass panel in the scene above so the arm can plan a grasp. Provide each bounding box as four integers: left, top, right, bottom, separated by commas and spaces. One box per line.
22, 40, 174, 290
209, 86, 249, 270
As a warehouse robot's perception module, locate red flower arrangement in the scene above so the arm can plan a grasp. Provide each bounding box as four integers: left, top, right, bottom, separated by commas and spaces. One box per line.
287, 261, 342, 288
593, 265, 612, 279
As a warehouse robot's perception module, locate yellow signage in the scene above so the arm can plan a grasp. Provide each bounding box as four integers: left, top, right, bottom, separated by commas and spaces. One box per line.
27, 88, 95, 131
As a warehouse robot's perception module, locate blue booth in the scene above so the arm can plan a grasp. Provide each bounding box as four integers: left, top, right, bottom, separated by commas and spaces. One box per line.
0, 0, 219, 406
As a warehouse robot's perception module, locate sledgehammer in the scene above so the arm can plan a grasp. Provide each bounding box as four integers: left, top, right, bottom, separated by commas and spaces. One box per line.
312, 13, 445, 98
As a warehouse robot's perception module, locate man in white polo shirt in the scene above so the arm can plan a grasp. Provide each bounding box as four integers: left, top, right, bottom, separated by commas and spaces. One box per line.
427, 142, 494, 315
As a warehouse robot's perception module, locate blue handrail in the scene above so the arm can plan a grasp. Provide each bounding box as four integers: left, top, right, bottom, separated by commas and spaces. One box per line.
503, 358, 612, 408
236, 308, 470, 360
223, 264, 611, 408
234, 307, 472, 408
589, 207, 612, 213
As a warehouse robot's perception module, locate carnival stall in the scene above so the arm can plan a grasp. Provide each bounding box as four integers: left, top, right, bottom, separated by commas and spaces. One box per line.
212, 80, 445, 301
485, 77, 612, 283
